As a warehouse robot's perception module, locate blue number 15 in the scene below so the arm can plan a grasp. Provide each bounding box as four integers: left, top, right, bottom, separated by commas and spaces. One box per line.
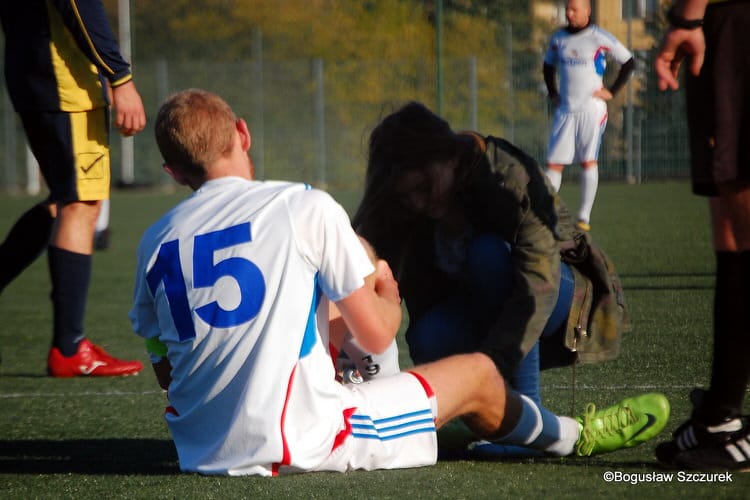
146, 222, 266, 340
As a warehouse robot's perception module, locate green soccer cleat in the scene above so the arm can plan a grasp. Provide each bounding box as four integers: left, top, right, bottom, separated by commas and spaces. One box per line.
575, 393, 670, 456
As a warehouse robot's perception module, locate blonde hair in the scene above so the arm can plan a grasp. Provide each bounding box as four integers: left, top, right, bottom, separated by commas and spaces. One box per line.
155, 89, 238, 180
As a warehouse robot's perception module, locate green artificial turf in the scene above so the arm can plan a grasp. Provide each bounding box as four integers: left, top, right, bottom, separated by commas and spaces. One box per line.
1, 182, 747, 499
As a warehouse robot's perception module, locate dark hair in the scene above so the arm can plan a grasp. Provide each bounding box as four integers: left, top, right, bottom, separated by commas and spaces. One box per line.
369, 102, 460, 174
353, 102, 474, 266
356, 103, 471, 217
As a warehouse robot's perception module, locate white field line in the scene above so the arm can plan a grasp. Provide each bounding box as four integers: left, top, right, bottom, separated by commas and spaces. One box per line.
0, 385, 724, 399
0, 389, 165, 399
544, 384, 706, 390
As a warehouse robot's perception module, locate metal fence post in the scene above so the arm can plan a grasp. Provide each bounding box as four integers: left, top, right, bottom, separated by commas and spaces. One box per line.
252, 28, 265, 180
3, 92, 18, 192
313, 58, 326, 189
469, 55, 478, 131
118, 0, 135, 185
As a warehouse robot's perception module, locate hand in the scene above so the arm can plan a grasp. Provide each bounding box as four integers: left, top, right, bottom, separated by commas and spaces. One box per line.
111, 81, 147, 136
655, 27, 705, 91
592, 88, 613, 101
373, 259, 401, 306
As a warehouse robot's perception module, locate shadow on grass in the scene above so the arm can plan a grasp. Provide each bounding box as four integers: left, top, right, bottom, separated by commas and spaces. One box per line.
0, 438, 179, 474
439, 450, 664, 469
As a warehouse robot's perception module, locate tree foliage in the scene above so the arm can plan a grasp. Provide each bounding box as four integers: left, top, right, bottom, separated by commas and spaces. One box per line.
102, 0, 544, 64
97, 1, 563, 187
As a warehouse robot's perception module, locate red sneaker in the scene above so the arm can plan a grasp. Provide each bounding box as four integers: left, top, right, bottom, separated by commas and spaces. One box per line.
47, 339, 143, 377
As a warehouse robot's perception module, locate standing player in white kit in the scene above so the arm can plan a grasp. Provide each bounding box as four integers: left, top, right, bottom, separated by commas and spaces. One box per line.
130, 89, 660, 476
543, 0, 634, 231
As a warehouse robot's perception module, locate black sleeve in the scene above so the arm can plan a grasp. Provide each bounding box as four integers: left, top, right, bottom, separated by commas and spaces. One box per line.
51, 0, 132, 85
543, 63, 558, 99
607, 57, 635, 97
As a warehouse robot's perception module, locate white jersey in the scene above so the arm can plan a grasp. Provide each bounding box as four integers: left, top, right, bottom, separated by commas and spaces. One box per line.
130, 177, 377, 475
544, 24, 631, 113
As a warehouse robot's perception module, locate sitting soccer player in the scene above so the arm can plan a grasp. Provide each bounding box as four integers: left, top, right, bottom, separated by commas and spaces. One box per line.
131, 90, 667, 476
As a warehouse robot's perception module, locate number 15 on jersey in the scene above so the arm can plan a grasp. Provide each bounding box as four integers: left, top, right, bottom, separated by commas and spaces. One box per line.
146, 222, 266, 340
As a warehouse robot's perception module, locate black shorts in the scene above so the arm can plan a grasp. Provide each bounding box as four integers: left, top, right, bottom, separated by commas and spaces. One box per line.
686, 1, 750, 196
19, 108, 111, 204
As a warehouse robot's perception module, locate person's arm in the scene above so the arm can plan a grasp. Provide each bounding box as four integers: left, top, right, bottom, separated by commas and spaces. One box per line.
131, 239, 171, 390
479, 217, 560, 378
543, 63, 560, 107
142, 337, 171, 390
330, 239, 402, 381
601, 57, 635, 99
52, 0, 132, 85
655, 0, 709, 91
475, 139, 561, 378
52, 0, 146, 135
329, 236, 380, 350
334, 259, 402, 355
670, 0, 710, 19
300, 189, 401, 355
152, 358, 172, 391
110, 81, 146, 136
328, 301, 348, 352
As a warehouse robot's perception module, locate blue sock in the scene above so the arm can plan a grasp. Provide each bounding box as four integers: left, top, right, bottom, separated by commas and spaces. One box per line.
528, 403, 562, 448
512, 342, 541, 405
493, 394, 578, 457
496, 394, 543, 445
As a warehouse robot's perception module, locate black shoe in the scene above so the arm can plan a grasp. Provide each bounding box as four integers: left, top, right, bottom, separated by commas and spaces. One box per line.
655, 389, 743, 465
673, 421, 750, 471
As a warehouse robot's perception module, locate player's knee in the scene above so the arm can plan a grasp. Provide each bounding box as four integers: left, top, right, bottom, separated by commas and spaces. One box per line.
468, 352, 505, 402
461, 352, 507, 434
58, 200, 102, 228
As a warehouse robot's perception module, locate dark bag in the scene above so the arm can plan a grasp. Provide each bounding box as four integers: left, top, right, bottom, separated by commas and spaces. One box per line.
540, 232, 632, 369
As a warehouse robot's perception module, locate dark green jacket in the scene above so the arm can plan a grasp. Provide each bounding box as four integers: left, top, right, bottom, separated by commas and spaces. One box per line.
395, 135, 628, 377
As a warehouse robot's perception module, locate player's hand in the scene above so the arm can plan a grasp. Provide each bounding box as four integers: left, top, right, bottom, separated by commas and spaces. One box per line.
593, 88, 613, 101
111, 81, 147, 136
373, 259, 401, 306
655, 28, 705, 91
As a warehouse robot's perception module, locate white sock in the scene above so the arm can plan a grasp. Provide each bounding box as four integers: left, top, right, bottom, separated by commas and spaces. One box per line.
540, 416, 579, 456
578, 166, 598, 223
545, 168, 562, 192
96, 199, 110, 232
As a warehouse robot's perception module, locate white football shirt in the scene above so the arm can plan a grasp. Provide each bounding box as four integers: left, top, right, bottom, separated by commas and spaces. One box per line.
544, 25, 632, 113
130, 177, 375, 475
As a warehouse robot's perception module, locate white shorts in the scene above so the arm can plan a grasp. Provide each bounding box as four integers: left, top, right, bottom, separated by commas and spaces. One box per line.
313, 371, 438, 473
546, 99, 608, 165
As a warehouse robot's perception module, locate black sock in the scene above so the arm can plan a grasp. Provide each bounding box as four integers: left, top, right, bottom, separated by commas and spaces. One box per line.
48, 246, 91, 357
700, 251, 750, 423
0, 203, 54, 293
